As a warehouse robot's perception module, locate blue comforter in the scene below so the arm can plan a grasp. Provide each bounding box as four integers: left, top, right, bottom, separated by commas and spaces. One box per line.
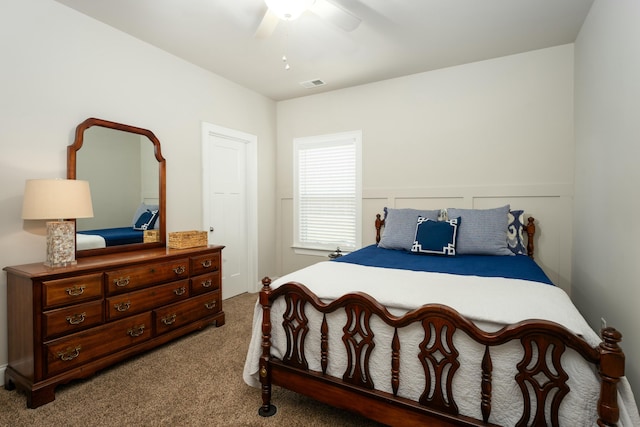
334, 245, 553, 285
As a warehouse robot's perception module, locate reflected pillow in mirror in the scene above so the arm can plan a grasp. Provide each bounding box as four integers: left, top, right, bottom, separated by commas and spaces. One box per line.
132, 203, 160, 229
133, 209, 159, 231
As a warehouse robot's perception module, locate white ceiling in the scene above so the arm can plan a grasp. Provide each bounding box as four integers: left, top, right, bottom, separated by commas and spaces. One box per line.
54, 0, 594, 101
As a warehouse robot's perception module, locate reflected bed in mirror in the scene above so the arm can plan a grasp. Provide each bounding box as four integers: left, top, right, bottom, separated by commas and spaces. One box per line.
68, 118, 166, 257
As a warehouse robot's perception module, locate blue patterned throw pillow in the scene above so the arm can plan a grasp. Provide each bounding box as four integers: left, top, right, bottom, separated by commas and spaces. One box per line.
133, 209, 159, 231
447, 205, 513, 256
379, 207, 440, 251
132, 203, 160, 229
411, 217, 460, 256
507, 210, 527, 255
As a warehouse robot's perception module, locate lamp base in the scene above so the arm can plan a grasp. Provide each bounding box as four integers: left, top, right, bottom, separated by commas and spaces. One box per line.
45, 220, 77, 267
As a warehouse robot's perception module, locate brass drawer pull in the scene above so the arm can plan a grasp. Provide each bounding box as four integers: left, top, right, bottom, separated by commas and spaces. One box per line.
66, 312, 86, 325
127, 324, 146, 337
57, 345, 81, 361
173, 286, 186, 296
173, 266, 186, 275
114, 277, 130, 287
65, 285, 85, 296
114, 301, 131, 312
161, 314, 177, 325
201, 259, 212, 268
201, 279, 212, 288
205, 300, 217, 310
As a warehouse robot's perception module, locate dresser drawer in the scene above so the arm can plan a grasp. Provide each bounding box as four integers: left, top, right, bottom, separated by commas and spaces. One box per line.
154, 290, 221, 335
106, 279, 190, 320
190, 252, 220, 276
42, 273, 103, 309
43, 300, 104, 340
105, 258, 189, 294
190, 272, 221, 296
45, 312, 152, 377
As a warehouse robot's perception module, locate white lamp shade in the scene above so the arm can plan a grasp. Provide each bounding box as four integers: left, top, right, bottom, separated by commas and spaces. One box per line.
265, 0, 315, 20
22, 179, 94, 220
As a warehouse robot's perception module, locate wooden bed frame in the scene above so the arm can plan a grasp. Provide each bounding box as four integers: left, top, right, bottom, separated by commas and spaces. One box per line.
257, 216, 626, 426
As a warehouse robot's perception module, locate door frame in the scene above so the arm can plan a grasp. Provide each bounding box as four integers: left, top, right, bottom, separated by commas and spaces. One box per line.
201, 122, 258, 295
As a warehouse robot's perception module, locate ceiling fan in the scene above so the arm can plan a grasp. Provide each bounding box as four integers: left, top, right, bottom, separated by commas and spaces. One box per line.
255, 0, 362, 39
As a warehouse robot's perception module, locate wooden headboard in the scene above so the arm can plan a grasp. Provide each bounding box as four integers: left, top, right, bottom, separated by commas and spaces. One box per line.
374, 213, 537, 259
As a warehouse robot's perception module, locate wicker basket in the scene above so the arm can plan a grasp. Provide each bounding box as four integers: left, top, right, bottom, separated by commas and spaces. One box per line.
143, 230, 160, 243
168, 230, 208, 249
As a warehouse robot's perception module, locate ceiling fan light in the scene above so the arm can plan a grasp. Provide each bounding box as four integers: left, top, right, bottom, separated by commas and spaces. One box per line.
265, 0, 314, 21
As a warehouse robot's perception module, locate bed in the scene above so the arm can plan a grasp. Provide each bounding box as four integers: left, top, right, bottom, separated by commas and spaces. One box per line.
75, 203, 159, 250
77, 226, 143, 248
243, 206, 639, 426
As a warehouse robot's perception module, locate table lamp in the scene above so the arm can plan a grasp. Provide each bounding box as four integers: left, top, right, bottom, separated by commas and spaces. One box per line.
22, 179, 94, 267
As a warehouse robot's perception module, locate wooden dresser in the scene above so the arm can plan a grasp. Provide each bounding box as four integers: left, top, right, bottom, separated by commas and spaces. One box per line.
4, 245, 224, 408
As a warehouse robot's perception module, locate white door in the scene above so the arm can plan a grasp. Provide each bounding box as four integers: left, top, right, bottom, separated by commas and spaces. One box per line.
202, 123, 258, 300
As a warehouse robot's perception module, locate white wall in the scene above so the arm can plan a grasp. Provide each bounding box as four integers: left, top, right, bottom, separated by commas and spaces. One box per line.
276, 45, 575, 291
574, 0, 640, 406
76, 127, 141, 230
0, 0, 276, 373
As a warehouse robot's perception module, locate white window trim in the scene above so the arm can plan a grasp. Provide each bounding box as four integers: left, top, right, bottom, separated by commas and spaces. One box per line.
293, 130, 362, 254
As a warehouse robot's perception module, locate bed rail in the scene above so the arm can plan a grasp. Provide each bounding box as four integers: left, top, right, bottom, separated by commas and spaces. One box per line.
258, 278, 624, 426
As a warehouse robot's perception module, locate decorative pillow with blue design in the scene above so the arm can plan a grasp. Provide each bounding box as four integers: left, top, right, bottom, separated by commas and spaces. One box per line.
133, 209, 159, 231
411, 216, 461, 256
132, 202, 160, 230
507, 209, 527, 255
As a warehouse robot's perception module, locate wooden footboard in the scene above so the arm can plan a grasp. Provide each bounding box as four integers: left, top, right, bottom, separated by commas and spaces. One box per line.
257, 278, 625, 426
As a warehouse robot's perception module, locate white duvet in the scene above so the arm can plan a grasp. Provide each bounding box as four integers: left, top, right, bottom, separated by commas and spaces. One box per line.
243, 262, 639, 426
76, 233, 106, 250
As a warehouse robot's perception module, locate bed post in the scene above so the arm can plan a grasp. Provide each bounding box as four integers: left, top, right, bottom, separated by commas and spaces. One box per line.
597, 327, 624, 426
258, 277, 277, 417
375, 213, 384, 244
524, 217, 536, 259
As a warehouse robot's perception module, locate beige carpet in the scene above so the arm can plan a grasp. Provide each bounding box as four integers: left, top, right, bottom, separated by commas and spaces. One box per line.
0, 292, 384, 427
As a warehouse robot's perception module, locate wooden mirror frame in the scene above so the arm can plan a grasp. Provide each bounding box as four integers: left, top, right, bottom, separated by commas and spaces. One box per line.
67, 117, 166, 257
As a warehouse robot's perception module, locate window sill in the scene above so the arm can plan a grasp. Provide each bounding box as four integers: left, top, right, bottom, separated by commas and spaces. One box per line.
292, 246, 352, 257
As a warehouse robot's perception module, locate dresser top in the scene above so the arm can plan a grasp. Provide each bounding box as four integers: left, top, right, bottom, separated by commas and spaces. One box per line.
4, 245, 224, 279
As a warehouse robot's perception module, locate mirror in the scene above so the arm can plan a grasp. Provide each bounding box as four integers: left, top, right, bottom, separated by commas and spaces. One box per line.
68, 117, 166, 257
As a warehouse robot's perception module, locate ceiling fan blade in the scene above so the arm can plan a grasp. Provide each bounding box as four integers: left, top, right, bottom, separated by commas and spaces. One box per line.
309, 0, 361, 32
254, 9, 280, 39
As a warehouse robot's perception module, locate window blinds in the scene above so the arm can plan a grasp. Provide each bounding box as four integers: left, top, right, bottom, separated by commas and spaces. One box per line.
295, 134, 360, 251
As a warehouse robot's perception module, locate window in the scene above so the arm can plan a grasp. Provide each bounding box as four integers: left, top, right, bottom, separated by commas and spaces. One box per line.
294, 131, 362, 253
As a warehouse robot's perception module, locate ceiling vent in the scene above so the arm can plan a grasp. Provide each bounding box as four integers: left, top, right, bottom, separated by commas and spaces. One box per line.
300, 79, 326, 89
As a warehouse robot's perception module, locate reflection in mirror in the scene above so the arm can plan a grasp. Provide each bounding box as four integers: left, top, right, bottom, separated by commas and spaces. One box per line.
68, 118, 166, 257
76, 127, 158, 231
